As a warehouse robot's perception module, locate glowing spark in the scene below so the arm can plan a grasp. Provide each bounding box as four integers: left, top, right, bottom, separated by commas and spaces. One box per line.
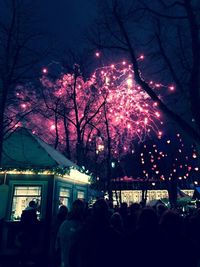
50, 124, 56, 130
42, 68, 48, 74
169, 85, 175, 91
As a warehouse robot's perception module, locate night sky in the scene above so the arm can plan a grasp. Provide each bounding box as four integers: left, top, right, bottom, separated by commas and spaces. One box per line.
39, 0, 97, 55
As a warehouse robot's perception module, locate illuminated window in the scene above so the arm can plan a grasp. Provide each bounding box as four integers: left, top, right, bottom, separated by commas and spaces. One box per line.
11, 186, 42, 221
59, 188, 70, 208
77, 191, 85, 200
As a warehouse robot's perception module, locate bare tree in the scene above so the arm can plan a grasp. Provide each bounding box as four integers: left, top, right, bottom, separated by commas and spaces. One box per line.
87, 0, 200, 205
0, 0, 48, 165
88, 0, 200, 143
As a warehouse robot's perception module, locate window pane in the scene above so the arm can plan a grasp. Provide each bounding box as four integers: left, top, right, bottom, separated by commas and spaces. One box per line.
59, 188, 70, 197
11, 186, 41, 221
59, 187, 70, 209
77, 191, 85, 199
59, 197, 69, 208
14, 186, 41, 196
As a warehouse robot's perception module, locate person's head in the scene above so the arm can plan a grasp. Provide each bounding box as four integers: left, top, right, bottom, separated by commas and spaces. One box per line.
156, 204, 167, 217
110, 212, 123, 229
120, 202, 128, 216
138, 207, 158, 230
160, 210, 182, 235
93, 199, 109, 220
130, 203, 141, 215
71, 199, 85, 220
58, 205, 68, 217
29, 200, 37, 209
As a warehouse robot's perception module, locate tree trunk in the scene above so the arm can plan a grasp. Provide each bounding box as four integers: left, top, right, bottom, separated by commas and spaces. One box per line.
167, 177, 178, 208
63, 114, 71, 159
0, 83, 8, 167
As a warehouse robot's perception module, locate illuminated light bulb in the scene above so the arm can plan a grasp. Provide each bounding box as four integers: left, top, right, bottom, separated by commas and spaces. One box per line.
167, 140, 171, 144
194, 181, 198, 185
140, 54, 144, 60
193, 153, 197, 159
155, 83, 161, 88
158, 131, 162, 136
127, 124, 131, 129
149, 81, 153, 85
152, 182, 155, 186
144, 118, 148, 124
195, 167, 199, 171
42, 67, 48, 74
111, 64, 115, 68
178, 177, 182, 180
95, 52, 100, 57
122, 61, 126, 65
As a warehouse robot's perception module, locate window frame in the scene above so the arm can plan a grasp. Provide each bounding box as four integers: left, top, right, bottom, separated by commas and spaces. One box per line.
8, 180, 48, 221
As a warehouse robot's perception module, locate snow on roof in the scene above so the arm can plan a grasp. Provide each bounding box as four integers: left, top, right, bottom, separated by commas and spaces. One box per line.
2, 127, 79, 170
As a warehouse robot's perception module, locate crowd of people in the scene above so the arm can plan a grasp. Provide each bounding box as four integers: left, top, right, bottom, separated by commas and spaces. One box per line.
48, 199, 200, 267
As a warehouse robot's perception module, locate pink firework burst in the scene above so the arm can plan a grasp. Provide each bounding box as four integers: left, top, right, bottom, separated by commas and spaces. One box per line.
92, 62, 163, 145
